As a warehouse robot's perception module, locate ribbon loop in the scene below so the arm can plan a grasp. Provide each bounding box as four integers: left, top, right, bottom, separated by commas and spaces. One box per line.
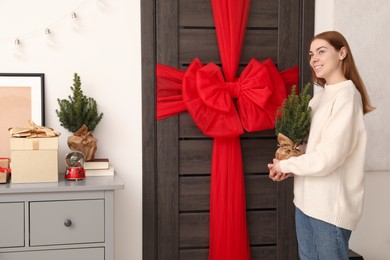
182, 58, 243, 138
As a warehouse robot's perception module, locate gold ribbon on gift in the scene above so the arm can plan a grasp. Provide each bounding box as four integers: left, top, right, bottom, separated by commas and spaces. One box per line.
275, 133, 304, 160
9, 120, 61, 138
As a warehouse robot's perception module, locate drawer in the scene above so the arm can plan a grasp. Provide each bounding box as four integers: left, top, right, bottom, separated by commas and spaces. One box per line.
30, 199, 104, 246
0, 247, 104, 260
0, 202, 24, 248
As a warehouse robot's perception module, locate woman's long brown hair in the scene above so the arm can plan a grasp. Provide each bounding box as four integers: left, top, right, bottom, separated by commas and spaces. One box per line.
310, 31, 374, 114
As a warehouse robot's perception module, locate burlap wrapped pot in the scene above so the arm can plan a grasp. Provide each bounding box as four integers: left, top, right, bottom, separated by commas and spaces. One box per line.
67, 124, 97, 161
275, 133, 304, 160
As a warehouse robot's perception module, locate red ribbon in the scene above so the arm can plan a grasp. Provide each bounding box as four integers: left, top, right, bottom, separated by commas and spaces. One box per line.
0, 166, 11, 173
156, 0, 298, 259
156, 57, 297, 259
158, 58, 297, 137
185, 58, 292, 137
0, 158, 11, 173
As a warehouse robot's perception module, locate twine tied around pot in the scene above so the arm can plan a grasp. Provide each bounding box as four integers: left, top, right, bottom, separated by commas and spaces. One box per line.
275, 133, 304, 160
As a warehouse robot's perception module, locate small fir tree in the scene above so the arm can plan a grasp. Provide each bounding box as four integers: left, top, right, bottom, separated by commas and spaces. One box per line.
56, 73, 103, 133
275, 83, 312, 144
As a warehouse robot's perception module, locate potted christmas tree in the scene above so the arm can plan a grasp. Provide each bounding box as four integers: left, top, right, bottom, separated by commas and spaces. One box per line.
56, 73, 103, 160
274, 83, 312, 160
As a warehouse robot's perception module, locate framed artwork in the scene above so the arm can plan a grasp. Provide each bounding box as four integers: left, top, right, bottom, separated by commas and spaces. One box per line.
0, 73, 45, 158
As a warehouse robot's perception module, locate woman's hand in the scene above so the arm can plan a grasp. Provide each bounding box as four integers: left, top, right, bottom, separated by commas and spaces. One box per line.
268, 158, 293, 181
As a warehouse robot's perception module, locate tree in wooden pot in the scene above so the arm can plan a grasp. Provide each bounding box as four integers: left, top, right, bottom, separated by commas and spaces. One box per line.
56, 73, 103, 161
274, 83, 312, 160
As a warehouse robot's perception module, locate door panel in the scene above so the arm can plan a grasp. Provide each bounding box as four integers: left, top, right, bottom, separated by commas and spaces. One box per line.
179, 29, 279, 64
179, 0, 278, 28
180, 175, 277, 211
179, 211, 277, 247
179, 139, 278, 174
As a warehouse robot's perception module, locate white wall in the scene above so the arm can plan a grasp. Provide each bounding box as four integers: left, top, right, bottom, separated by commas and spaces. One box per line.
0, 1, 142, 259
316, 1, 390, 259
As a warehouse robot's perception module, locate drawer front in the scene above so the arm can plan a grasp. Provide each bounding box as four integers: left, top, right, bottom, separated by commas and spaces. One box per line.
30, 200, 104, 246
0, 247, 104, 260
0, 202, 24, 248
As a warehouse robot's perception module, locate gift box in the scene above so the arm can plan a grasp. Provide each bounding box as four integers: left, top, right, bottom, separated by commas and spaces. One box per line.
10, 137, 59, 183
0, 170, 9, 183
0, 158, 10, 183
9, 121, 61, 184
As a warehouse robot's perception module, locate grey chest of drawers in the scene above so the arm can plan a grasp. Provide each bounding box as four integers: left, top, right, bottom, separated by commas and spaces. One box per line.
0, 176, 124, 260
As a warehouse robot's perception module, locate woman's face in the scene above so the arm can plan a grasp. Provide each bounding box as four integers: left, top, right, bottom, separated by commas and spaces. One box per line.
309, 39, 346, 84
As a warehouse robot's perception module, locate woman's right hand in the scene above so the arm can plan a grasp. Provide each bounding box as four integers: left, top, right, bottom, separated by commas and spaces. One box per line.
268, 161, 293, 182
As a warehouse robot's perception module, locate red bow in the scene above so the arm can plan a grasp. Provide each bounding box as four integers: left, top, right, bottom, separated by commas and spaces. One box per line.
182, 58, 288, 138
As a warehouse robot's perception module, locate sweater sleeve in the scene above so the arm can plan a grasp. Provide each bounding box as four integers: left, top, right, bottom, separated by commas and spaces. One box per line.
279, 92, 361, 177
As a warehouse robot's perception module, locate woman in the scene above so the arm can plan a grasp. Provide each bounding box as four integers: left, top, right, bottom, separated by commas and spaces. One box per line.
268, 31, 374, 259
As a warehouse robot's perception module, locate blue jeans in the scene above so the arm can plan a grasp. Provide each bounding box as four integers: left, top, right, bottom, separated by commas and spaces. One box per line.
295, 208, 352, 260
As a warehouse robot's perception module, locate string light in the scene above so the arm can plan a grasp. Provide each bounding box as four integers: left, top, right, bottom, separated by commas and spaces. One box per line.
96, 0, 106, 8
71, 12, 80, 30
0, 0, 106, 58
13, 38, 22, 57
45, 28, 55, 46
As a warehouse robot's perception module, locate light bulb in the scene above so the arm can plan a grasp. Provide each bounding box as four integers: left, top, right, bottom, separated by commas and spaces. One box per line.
71, 12, 80, 30
45, 28, 54, 46
13, 38, 22, 57
96, 0, 106, 8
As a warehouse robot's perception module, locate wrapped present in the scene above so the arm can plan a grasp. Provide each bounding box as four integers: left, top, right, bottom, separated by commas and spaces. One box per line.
9, 121, 61, 184
0, 157, 10, 168
0, 158, 10, 184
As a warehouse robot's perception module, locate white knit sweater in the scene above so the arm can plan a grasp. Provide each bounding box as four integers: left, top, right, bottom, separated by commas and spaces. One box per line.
280, 80, 367, 230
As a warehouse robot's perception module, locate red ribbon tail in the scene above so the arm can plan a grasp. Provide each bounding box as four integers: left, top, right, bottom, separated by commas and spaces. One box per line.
209, 137, 251, 260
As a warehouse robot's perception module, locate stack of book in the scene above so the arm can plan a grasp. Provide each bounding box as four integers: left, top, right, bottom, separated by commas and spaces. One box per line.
84, 158, 115, 176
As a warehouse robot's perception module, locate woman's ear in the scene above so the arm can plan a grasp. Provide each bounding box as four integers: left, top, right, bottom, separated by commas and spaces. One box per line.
339, 47, 347, 60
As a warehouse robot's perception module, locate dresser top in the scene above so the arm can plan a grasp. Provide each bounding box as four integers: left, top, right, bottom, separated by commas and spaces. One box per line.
0, 175, 124, 194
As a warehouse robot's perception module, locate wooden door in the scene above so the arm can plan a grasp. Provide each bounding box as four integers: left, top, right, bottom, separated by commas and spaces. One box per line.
142, 0, 315, 259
